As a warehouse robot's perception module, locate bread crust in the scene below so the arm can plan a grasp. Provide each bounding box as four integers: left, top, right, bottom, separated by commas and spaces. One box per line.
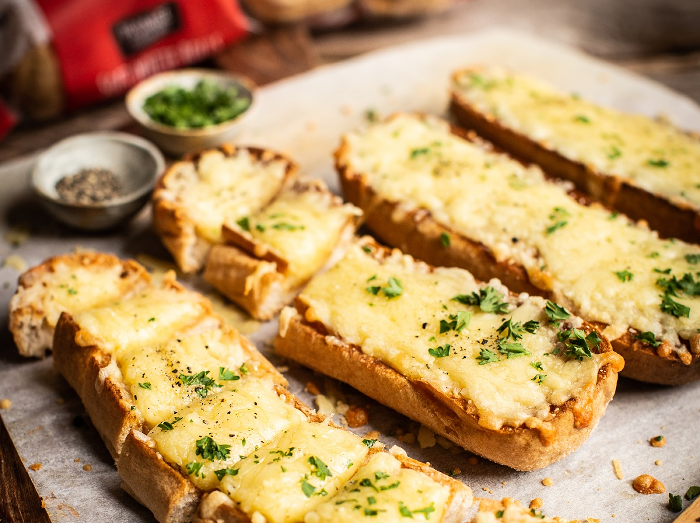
275, 308, 620, 471
336, 118, 700, 386
8, 252, 150, 358
449, 70, 700, 245
152, 145, 298, 274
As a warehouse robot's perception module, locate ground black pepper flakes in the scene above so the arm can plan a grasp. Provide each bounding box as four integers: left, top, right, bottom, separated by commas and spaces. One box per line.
56, 168, 123, 205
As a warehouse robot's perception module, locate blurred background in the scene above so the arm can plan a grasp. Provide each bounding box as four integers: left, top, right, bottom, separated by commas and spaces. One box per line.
0, 0, 699, 160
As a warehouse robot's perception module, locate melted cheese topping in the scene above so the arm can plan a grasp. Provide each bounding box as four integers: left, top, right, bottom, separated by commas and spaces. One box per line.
299, 245, 601, 428
221, 422, 368, 523
452, 68, 700, 208
344, 115, 700, 350
243, 188, 359, 283
119, 329, 249, 428
305, 452, 448, 523
165, 149, 290, 243
40, 262, 146, 326
474, 499, 562, 523
72, 285, 211, 357
149, 379, 306, 491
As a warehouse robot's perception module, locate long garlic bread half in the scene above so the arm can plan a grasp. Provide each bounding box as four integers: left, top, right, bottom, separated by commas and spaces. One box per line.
8, 252, 151, 358
153, 145, 298, 273
450, 67, 700, 243
203, 179, 361, 320
13, 255, 471, 523
336, 114, 700, 385
275, 239, 622, 470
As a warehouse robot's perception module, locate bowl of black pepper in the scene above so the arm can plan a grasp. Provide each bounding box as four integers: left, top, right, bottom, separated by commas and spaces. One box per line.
126, 68, 256, 156
31, 132, 165, 231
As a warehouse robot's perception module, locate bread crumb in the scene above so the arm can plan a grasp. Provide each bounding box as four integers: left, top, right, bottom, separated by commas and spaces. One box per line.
435, 435, 456, 450
74, 458, 81, 463
345, 406, 369, 428
542, 477, 554, 486
417, 426, 437, 449
398, 433, 415, 444
364, 430, 380, 440
529, 498, 543, 509
276, 366, 289, 373
305, 381, 320, 395
650, 435, 666, 447
449, 467, 461, 476
612, 459, 623, 479
501, 481, 507, 486
633, 474, 665, 494
315, 394, 335, 415
468, 456, 479, 465
0, 398, 12, 409
655, 460, 662, 466
29, 463, 42, 471
481, 487, 494, 494
83, 464, 92, 472
2, 254, 28, 272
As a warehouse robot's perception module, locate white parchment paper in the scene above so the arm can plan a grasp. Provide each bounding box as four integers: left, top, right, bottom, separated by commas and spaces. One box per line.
1, 29, 699, 522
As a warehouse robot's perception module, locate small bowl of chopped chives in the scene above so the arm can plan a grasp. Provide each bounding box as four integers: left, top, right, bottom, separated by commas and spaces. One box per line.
126, 69, 256, 156
31, 132, 165, 231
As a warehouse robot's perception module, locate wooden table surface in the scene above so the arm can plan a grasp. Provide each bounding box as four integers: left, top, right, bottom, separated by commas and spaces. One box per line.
2, 1, 700, 521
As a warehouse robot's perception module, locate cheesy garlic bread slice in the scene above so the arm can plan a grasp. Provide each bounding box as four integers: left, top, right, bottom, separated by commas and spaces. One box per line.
153, 145, 297, 273
276, 239, 623, 470
450, 67, 700, 243
203, 179, 361, 320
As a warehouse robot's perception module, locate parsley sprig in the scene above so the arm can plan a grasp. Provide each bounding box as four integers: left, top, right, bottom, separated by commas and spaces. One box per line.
195, 436, 231, 462
452, 286, 509, 314
555, 329, 600, 360
180, 370, 221, 398
439, 311, 471, 334
366, 276, 404, 299
545, 301, 570, 325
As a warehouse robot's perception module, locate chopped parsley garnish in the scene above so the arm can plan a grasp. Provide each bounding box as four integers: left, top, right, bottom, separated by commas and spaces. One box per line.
452, 286, 509, 314
530, 361, 544, 371
399, 501, 413, 518
635, 331, 661, 348
271, 222, 304, 231
195, 436, 231, 461
186, 461, 203, 477
185, 461, 204, 477
532, 374, 547, 384
439, 311, 471, 333
157, 417, 182, 431
301, 479, 317, 498
557, 329, 599, 360
308, 456, 332, 479
607, 146, 622, 159
686, 254, 700, 265
382, 277, 404, 298
546, 220, 568, 235
148, 317, 156, 322
218, 367, 240, 381
138, 382, 152, 390
256, 223, 266, 232
428, 343, 450, 358
365, 109, 378, 122
496, 510, 504, 518
214, 467, 239, 480
410, 147, 431, 158
530, 509, 546, 519
362, 438, 378, 448
380, 481, 400, 491
364, 508, 382, 516
660, 294, 690, 318
239, 362, 249, 375
367, 496, 377, 505
614, 269, 634, 282
67, 288, 78, 295
668, 493, 683, 512
366, 277, 404, 299
476, 348, 499, 365
440, 232, 451, 247
180, 371, 221, 398
360, 478, 379, 492
497, 339, 531, 359
648, 158, 669, 168
374, 471, 389, 480
497, 318, 539, 341
362, 245, 373, 254
574, 115, 590, 123
686, 486, 700, 501
545, 301, 570, 325
236, 216, 250, 231
647, 251, 660, 258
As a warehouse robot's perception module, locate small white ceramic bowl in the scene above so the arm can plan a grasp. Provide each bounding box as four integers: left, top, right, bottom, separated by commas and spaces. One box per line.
31, 132, 165, 231
125, 68, 256, 156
